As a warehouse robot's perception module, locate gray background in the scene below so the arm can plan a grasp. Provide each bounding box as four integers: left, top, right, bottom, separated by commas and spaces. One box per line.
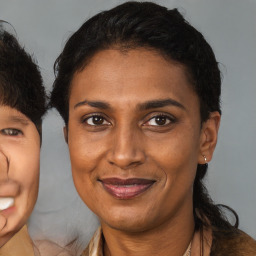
1, 0, 255, 249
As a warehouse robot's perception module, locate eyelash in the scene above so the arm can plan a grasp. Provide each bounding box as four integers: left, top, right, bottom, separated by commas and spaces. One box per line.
0, 128, 23, 136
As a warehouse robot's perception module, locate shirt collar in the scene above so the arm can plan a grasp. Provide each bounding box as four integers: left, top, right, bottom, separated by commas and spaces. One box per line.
82, 227, 103, 256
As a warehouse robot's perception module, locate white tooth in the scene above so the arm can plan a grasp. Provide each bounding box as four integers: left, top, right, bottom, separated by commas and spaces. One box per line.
0, 197, 14, 210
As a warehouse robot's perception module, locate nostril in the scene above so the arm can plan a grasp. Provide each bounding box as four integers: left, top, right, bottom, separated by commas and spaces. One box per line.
107, 152, 145, 170
108, 160, 115, 165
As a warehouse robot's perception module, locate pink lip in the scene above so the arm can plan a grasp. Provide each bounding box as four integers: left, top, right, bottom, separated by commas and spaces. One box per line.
0, 206, 16, 216
100, 178, 155, 199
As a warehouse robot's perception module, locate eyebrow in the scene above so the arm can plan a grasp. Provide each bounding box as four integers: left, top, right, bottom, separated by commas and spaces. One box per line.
74, 100, 111, 110
74, 98, 186, 111
138, 98, 186, 111
6, 115, 30, 126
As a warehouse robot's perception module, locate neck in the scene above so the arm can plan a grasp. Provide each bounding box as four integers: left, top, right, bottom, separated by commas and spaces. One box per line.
102, 201, 195, 256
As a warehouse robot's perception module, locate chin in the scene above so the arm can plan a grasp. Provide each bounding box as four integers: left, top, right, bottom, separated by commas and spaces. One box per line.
106, 220, 148, 233
106, 219, 160, 233
101, 209, 158, 233
0, 216, 22, 237
0, 215, 26, 248
1, 203, 31, 235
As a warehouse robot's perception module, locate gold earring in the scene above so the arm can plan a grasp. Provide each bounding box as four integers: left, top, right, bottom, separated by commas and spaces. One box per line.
203, 155, 207, 163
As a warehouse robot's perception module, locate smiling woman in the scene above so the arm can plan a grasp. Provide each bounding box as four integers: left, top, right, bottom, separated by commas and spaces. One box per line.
67, 49, 211, 240
0, 25, 47, 255
50, 2, 256, 256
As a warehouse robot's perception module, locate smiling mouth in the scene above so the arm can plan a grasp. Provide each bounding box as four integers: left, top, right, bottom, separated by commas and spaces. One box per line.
0, 197, 14, 211
100, 178, 155, 199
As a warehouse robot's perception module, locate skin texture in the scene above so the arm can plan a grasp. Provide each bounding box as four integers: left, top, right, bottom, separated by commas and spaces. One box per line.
0, 105, 40, 247
66, 48, 220, 256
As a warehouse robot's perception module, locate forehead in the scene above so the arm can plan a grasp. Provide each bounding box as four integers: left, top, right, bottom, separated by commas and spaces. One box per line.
0, 105, 30, 125
69, 48, 199, 110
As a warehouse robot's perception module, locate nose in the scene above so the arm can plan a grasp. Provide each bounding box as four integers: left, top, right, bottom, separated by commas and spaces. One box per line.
0, 150, 9, 181
107, 125, 146, 169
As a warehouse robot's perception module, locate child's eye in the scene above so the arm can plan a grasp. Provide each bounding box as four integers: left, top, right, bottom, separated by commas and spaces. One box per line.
0, 128, 23, 136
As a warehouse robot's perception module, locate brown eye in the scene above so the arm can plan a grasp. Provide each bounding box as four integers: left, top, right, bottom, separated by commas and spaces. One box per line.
85, 115, 110, 126
155, 116, 168, 125
146, 115, 172, 126
1, 128, 23, 136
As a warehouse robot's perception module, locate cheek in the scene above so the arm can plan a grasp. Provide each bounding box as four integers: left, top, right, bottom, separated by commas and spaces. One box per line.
8, 144, 40, 192
68, 126, 106, 175
3, 142, 40, 226
21, 153, 40, 192
146, 129, 200, 184
68, 128, 109, 206
69, 139, 98, 175
19, 148, 40, 218
149, 130, 199, 162
68, 134, 99, 199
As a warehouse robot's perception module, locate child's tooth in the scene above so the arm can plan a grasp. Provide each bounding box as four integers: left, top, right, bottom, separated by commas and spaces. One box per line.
0, 197, 14, 210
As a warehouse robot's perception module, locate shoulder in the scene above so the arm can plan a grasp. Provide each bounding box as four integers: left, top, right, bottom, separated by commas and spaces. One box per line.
0, 225, 35, 256
211, 228, 256, 256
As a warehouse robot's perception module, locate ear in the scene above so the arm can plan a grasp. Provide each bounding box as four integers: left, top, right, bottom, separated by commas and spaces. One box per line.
63, 126, 68, 144
198, 111, 221, 164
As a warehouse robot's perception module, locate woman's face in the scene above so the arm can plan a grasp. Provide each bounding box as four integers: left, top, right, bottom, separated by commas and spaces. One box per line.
67, 49, 219, 232
0, 105, 40, 245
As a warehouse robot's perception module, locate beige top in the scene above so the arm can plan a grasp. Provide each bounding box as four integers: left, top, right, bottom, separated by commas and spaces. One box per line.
81, 227, 102, 256
81, 226, 256, 256
80, 227, 193, 256
0, 225, 35, 256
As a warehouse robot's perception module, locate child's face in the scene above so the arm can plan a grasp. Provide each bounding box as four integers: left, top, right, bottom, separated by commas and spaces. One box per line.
0, 105, 40, 246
